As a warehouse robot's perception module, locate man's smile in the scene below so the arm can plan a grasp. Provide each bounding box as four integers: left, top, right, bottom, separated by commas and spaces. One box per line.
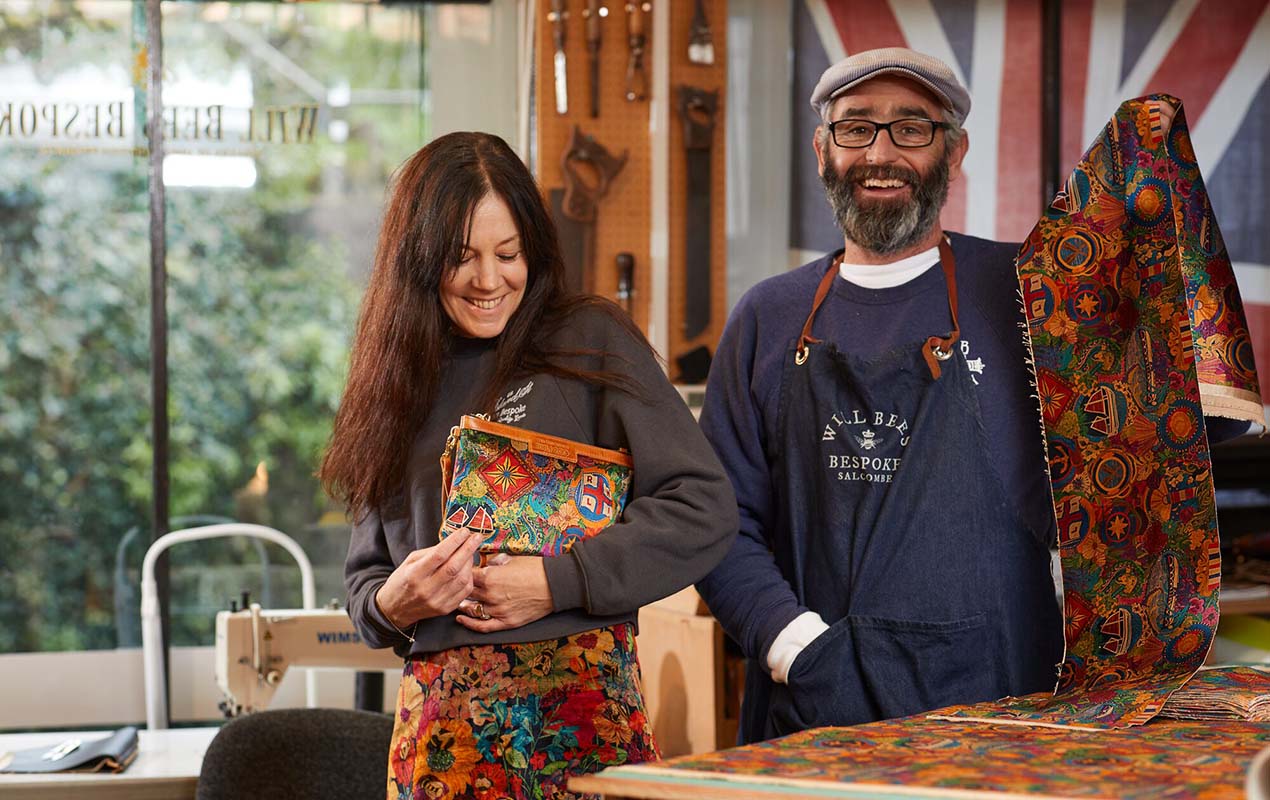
856, 177, 912, 200
860, 177, 908, 189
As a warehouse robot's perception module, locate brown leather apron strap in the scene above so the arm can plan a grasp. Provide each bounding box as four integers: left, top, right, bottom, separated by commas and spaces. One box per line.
921, 237, 961, 380
796, 236, 962, 380
795, 255, 843, 365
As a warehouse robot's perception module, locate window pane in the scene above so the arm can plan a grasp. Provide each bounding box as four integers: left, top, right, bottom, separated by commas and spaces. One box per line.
1, 0, 517, 657
159, 1, 429, 647
0, 0, 151, 653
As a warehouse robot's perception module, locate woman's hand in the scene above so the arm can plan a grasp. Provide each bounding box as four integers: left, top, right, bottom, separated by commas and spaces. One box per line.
455, 556, 554, 632
374, 529, 485, 630
1158, 99, 1176, 133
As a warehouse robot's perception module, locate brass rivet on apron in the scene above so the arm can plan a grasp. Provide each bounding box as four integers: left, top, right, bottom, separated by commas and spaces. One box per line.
932, 343, 953, 361
795, 346, 810, 365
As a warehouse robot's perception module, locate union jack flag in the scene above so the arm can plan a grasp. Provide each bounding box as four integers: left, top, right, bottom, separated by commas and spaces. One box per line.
794, 0, 1270, 402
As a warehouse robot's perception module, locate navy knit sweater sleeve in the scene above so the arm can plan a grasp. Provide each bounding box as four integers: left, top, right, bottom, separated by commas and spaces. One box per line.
695, 262, 829, 663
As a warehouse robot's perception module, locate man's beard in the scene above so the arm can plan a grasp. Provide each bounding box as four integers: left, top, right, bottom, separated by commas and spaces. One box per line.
821, 151, 950, 256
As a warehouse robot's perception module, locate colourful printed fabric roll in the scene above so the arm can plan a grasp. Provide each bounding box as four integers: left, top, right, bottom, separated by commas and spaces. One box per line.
615, 710, 1270, 799
950, 95, 1263, 729
386, 623, 658, 800
1158, 665, 1270, 722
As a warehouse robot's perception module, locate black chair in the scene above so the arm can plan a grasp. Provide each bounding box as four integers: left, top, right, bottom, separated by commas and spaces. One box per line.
196, 708, 394, 800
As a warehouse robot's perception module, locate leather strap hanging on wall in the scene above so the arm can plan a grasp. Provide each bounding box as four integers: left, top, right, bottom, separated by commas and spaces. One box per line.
676, 85, 717, 341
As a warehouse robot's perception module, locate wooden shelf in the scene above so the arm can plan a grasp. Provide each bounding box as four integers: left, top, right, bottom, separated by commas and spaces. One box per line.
1222, 596, 1270, 615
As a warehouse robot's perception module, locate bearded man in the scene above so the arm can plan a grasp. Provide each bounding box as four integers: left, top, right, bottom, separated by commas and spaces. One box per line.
695, 48, 1064, 743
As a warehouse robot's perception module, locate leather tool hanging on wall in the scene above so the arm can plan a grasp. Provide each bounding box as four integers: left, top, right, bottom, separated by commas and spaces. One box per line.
583, 0, 605, 118
549, 0, 569, 114
623, 1, 649, 101
676, 85, 717, 341
615, 252, 635, 314
549, 126, 629, 294
688, 0, 714, 65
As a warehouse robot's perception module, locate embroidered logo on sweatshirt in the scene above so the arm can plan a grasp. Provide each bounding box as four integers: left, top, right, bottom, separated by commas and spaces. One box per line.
821, 408, 911, 484
495, 381, 533, 424
961, 339, 986, 386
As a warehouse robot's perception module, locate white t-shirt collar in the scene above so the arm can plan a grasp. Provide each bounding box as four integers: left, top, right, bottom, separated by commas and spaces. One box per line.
837, 245, 940, 289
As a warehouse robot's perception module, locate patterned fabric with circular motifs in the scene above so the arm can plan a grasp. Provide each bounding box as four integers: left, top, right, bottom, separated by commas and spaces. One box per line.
964, 96, 1264, 730
386, 623, 657, 800
586, 706, 1270, 800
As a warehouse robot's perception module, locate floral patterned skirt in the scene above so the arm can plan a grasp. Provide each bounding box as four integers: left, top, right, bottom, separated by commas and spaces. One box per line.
387, 623, 659, 800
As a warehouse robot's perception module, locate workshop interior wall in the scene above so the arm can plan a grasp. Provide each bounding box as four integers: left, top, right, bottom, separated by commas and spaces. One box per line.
535, 0, 728, 378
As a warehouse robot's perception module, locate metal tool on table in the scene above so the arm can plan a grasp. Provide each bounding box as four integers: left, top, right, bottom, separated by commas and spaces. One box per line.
616, 252, 635, 314
623, 1, 650, 101
549, 0, 569, 115
583, 0, 606, 118
676, 85, 717, 340
548, 127, 629, 294
688, 0, 714, 65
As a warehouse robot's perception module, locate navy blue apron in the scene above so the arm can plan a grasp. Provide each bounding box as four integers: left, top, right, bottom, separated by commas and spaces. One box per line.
745, 238, 1062, 742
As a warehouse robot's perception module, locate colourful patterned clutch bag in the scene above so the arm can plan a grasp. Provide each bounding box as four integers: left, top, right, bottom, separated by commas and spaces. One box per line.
438, 415, 633, 558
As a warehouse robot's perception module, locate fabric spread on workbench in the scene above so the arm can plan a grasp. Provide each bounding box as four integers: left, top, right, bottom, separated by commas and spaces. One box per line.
937, 95, 1265, 730
624, 710, 1270, 800
1158, 665, 1270, 722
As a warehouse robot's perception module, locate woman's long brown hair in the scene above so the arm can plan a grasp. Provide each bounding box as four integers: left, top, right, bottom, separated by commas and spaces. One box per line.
319, 132, 650, 515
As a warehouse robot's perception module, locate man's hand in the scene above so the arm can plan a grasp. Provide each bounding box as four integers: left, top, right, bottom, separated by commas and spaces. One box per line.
455, 556, 554, 633
374, 529, 485, 629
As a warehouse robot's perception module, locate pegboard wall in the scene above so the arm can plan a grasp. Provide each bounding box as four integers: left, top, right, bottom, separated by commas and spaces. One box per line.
662, 0, 726, 375
535, 0, 727, 373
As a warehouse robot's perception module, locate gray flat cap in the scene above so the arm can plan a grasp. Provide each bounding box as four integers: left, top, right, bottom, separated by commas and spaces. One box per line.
810, 47, 970, 124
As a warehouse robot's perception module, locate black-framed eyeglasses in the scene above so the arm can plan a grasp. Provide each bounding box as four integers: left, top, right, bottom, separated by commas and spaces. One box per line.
828, 118, 948, 149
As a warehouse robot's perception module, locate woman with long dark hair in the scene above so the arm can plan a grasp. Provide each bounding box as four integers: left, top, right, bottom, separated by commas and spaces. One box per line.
320, 131, 736, 799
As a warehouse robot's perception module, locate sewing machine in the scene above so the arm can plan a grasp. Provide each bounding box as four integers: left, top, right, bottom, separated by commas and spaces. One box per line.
214, 604, 402, 716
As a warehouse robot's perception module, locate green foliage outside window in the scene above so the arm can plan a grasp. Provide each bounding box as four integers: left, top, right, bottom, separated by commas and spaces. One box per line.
0, 0, 427, 653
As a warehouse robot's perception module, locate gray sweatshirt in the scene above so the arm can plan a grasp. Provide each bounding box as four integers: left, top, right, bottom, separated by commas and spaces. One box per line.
344, 305, 738, 656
